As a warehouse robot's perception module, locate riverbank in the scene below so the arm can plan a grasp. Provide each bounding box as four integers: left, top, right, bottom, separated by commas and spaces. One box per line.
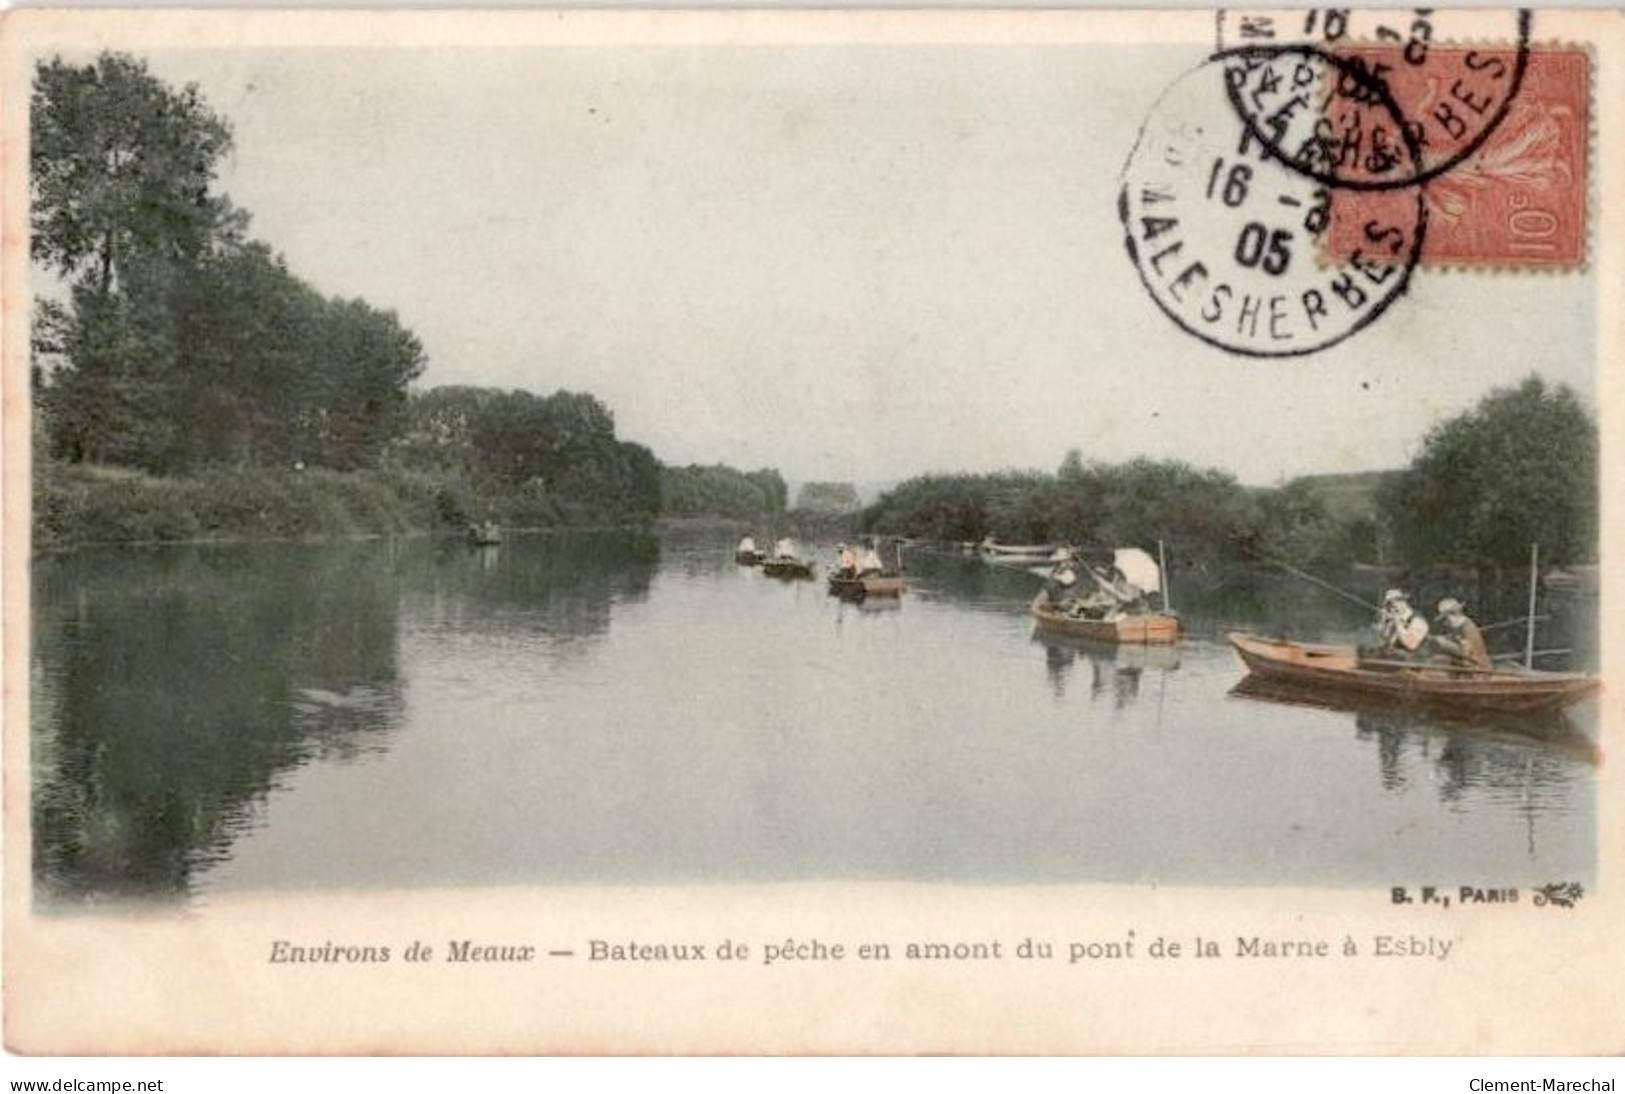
32, 463, 661, 552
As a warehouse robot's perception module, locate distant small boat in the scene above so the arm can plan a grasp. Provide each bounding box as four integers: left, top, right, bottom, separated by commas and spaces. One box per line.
1228, 632, 1600, 716
1543, 565, 1598, 593
763, 558, 815, 578
981, 539, 1057, 558
828, 574, 907, 599
735, 549, 767, 565
1029, 591, 1180, 645
467, 522, 502, 546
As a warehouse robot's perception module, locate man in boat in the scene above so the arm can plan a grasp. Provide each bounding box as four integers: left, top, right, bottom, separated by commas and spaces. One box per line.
773, 537, 795, 561
1045, 548, 1080, 607
1430, 598, 1492, 670
738, 535, 758, 556
857, 544, 884, 577
1374, 589, 1430, 658
836, 543, 858, 577
1073, 553, 1147, 619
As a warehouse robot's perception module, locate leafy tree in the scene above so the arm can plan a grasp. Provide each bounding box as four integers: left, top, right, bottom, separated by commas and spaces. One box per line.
662, 464, 779, 519
32, 53, 237, 295
746, 468, 789, 513
1377, 376, 1597, 567
794, 481, 861, 513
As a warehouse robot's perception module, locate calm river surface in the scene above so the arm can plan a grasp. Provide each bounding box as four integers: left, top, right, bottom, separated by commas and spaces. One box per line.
31, 529, 1599, 905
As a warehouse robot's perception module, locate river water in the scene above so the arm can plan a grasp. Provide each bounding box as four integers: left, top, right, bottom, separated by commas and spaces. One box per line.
30, 529, 1599, 905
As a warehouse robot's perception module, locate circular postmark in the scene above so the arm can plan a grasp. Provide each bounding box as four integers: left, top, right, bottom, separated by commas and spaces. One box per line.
1216, 8, 1531, 190
1119, 49, 1425, 357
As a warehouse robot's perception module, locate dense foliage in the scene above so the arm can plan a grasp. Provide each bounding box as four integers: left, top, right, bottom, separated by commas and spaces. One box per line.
862, 455, 1383, 574
1376, 376, 1597, 567
794, 481, 861, 513
33, 54, 428, 476
29, 53, 769, 543
660, 464, 788, 520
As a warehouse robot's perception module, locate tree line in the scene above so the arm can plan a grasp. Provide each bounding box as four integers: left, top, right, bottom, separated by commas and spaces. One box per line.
30, 53, 791, 538
32, 54, 427, 475
862, 375, 1598, 574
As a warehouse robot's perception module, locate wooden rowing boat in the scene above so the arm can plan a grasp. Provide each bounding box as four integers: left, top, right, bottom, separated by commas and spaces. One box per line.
981, 540, 1058, 558
763, 558, 815, 578
1029, 592, 1180, 645
1228, 632, 1600, 715
827, 574, 906, 599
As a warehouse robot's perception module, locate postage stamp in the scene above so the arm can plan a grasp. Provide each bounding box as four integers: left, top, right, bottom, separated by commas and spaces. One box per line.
1120, 45, 1427, 356
1324, 48, 1591, 269
1216, 9, 1533, 188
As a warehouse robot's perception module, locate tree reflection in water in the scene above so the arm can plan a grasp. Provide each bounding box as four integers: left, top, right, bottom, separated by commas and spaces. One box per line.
31, 532, 657, 905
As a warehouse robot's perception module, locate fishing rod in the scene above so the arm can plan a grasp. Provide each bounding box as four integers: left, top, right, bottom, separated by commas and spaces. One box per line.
1480, 614, 1550, 633
1235, 543, 1380, 614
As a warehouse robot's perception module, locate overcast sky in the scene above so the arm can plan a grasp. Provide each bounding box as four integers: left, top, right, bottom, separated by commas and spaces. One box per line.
94, 44, 1595, 485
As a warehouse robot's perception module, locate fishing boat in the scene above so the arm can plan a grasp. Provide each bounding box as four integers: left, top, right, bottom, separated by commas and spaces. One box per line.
1030, 592, 1180, 644
828, 574, 906, 599
981, 538, 1058, 559
763, 558, 815, 579
1543, 565, 1599, 594
1227, 632, 1600, 716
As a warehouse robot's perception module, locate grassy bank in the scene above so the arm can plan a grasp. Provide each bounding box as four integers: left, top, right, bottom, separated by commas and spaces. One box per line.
32, 463, 653, 551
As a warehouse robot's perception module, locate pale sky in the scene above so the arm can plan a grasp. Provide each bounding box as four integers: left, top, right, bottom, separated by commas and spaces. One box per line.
84, 43, 1595, 485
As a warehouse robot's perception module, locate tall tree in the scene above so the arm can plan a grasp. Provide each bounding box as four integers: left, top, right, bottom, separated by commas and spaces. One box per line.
1377, 376, 1597, 567
31, 53, 237, 296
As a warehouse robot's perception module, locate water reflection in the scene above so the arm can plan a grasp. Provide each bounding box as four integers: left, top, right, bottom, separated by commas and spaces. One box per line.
30, 535, 1596, 900
1228, 675, 1598, 801
31, 532, 657, 905
32, 543, 405, 903
1032, 630, 1181, 707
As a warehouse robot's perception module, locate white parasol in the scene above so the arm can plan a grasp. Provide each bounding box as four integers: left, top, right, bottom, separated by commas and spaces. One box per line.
1113, 547, 1162, 595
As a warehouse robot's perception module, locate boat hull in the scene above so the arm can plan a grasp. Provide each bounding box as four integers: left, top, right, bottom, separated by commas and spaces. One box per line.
983, 542, 1058, 558
735, 551, 767, 565
828, 575, 906, 598
763, 559, 814, 578
1228, 632, 1600, 715
1030, 594, 1180, 645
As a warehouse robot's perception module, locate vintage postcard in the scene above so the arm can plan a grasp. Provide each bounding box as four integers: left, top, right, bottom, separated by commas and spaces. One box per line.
2, 8, 1621, 1055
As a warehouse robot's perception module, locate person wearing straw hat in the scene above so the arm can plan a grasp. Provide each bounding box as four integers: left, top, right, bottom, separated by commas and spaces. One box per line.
1045, 547, 1079, 607
1376, 589, 1430, 655
1431, 598, 1492, 670
836, 543, 858, 578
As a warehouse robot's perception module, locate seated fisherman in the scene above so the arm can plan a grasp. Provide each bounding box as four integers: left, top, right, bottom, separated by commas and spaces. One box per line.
836, 543, 858, 577
773, 537, 795, 561
1430, 598, 1492, 670
737, 535, 758, 556
1374, 589, 1429, 658
858, 545, 884, 576
1046, 550, 1080, 607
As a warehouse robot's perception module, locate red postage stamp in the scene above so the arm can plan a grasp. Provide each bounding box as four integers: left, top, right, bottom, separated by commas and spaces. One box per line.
1326, 47, 1590, 268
